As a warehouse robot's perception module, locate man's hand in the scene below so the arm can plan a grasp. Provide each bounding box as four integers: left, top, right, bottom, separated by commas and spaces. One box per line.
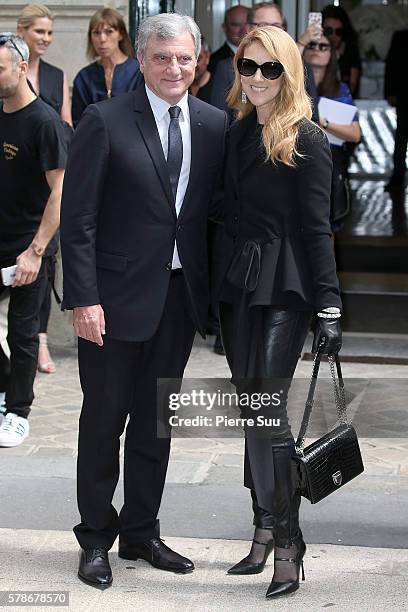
13, 247, 42, 287
73, 305, 106, 346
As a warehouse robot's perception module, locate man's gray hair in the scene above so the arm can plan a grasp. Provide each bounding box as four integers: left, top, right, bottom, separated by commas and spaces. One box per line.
0, 33, 29, 65
137, 13, 201, 58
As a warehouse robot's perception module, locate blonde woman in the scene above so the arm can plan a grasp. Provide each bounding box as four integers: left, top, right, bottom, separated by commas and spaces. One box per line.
17, 4, 71, 124
215, 27, 342, 598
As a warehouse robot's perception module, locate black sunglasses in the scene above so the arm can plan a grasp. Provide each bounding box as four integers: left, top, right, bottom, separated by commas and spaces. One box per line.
323, 26, 344, 37
305, 42, 331, 52
237, 58, 284, 80
0, 34, 25, 61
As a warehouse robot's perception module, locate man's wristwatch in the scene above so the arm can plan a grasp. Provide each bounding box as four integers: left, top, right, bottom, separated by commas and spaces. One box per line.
30, 243, 45, 257
322, 117, 329, 129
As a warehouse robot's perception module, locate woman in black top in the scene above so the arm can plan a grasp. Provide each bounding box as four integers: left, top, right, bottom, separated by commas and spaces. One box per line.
71, 8, 143, 127
322, 4, 361, 98
17, 4, 72, 124
216, 26, 342, 598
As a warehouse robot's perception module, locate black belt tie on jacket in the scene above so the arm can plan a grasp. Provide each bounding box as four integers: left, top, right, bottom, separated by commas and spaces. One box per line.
226, 239, 266, 383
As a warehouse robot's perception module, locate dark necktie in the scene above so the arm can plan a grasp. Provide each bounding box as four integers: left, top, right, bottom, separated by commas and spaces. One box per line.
167, 105, 183, 201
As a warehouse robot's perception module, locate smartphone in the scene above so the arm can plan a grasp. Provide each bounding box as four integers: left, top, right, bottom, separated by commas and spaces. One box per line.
1, 264, 17, 287
308, 11, 322, 28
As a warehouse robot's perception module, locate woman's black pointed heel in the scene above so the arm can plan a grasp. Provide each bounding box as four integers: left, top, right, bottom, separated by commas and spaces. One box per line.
265, 538, 306, 598
227, 537, 274, 575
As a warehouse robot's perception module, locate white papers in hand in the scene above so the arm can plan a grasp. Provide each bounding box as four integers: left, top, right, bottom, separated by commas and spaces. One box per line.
318, 97, 357, 146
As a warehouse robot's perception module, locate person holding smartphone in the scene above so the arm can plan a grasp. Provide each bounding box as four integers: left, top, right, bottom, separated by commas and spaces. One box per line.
0, 34, 67, 447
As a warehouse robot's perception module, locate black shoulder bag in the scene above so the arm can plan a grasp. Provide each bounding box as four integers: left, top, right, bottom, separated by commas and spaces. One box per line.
292, 351, 364, 504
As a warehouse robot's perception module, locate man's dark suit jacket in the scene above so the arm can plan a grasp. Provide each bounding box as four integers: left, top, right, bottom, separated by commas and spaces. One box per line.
209, 58, 320, 123
60, 87, 228, 342
208, 41, 234, 74
385, 30, 408, 102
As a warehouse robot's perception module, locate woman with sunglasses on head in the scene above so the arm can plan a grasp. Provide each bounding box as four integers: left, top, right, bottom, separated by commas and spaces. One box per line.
304, 34, 361, 230
215, 26, 341, 599
71, 8, 143, 127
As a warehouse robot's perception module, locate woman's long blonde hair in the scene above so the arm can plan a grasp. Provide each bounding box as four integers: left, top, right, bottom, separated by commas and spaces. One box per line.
227, 26, 312, 167
17, 4, 54, 30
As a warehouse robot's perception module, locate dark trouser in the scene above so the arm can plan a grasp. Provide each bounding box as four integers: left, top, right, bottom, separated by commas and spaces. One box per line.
0, 344, 10, 394
220, 303, 311, 546
74, 272, 196, 551
0, 260, 47, 418
391, 104, 408, 185
39, 255, 56, 334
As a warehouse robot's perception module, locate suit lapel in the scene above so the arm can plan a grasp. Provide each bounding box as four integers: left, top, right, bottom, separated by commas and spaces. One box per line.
133, 88, 176, 218
178, 95, 202, 220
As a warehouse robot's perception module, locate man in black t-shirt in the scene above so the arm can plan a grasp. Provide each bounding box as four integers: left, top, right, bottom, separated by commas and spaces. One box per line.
0, 34, 67, 447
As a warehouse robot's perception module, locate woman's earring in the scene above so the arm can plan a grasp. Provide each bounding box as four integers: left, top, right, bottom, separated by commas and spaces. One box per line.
241, 90, 247, 104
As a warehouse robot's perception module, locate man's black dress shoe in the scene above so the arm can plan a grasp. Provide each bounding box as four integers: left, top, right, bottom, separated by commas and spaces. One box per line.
78, 548, 112, 589
119, 537, 194, 574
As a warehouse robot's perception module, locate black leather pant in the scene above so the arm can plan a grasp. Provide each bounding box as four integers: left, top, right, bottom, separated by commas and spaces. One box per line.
220, 303, 311, 546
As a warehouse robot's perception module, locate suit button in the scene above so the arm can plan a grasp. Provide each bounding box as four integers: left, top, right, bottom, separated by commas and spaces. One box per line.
234, 192, 238, 200
177, 224, 181, 231
234, 215, 238, 222
165, 262, 172, 271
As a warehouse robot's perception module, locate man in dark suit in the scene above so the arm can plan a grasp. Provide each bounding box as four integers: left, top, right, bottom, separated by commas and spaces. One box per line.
384, 30, 408, 193
208, 4, 248, 74
60, 13, 227, 589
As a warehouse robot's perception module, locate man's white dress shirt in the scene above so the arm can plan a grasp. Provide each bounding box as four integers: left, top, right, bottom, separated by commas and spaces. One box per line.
145, 85, 191, 270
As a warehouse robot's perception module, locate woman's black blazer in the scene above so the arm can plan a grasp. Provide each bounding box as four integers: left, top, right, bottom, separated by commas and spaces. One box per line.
214, 112, 342, 312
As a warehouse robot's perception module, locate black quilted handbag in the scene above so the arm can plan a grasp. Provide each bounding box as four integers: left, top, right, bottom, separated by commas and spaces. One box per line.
292, 351, 364, 504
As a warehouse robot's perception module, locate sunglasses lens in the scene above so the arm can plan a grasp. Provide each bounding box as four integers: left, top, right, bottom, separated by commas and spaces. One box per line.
237, 58, 257, 76
262, 62, 284, 80
324, 27, 333, 36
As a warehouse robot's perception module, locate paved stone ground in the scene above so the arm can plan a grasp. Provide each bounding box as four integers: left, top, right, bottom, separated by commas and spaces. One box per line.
1, 334, 408, 611
6, 335, 408, 477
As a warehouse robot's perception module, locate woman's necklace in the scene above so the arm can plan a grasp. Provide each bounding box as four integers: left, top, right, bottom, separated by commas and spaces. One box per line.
104, 65, 115, 98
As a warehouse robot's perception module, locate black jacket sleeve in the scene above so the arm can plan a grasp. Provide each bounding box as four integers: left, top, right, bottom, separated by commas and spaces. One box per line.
60, 104, 109, 309
296, 123, 342, 311
384, 31, 401, 99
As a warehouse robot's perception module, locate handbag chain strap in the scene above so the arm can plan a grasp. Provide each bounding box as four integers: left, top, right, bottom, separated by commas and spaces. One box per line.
295, 347, 348, 457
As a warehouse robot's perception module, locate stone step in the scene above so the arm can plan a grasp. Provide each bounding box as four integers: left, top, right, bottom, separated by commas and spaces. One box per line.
339, 272, 408, 334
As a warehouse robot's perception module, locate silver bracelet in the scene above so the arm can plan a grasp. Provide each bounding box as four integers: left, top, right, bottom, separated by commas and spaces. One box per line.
317, 312, 341, 319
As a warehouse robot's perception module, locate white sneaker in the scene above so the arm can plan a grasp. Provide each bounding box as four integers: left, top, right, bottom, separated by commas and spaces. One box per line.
0, 413, 29, 447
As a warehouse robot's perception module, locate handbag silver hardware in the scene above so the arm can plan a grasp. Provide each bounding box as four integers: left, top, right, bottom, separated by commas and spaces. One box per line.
332, 470, 342, 486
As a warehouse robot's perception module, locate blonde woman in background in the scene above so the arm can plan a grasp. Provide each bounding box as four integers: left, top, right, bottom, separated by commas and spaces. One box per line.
17, 4, 71, 124
215, 26, 342, 598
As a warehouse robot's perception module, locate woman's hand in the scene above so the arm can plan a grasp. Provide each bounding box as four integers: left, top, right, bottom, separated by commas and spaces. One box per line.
297, 24, 323, 52
312, 317, 342, 355
320, 117, 361, 144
